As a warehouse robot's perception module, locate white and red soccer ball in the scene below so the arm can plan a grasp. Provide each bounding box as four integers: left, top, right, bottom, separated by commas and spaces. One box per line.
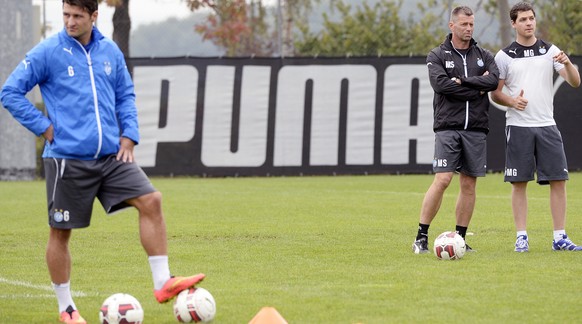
173, 287, 217, 323
99, 293, 144, 324
433, 231, 466, 260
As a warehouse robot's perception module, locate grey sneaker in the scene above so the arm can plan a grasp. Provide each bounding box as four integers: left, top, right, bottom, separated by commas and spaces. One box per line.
465, 243, 476, 252
412, 237, 429, 254
515, 235, 529, 252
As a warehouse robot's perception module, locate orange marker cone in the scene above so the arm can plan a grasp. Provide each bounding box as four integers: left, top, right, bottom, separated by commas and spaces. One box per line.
248, 307, 288, 324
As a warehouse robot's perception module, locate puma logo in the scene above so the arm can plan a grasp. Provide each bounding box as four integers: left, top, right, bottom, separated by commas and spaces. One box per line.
21, 59, 31, 69
63, 47, 73, 55
508, 49, 517, 55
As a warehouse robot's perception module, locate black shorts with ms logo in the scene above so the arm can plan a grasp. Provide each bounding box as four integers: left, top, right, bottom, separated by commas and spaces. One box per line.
433, 130, 487, 177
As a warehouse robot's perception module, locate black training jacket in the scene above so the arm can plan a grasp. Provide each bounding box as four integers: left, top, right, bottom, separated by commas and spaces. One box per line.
426, 33, 499, 134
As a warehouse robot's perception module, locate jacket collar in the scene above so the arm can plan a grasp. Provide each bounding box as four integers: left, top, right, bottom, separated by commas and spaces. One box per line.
444, 33, 477, 50
58, 26, 104, 50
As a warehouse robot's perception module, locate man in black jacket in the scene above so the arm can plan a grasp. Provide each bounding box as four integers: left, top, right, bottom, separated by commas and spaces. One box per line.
412, 6, 499, 254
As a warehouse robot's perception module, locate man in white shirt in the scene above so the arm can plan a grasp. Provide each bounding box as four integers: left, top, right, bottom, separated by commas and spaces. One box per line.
491, 1, 581, 252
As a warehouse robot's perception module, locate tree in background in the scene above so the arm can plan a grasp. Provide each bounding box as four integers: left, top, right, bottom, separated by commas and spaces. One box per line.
294, 0, 444, 56
186, 0, 318, 56
539, 0, 582, 55
491, 0, 513, 47
186, 0, 266, 56
101, 0, 131, 57
186, 0, 270, 56
292, 0, 582, 57
105, 0, 581, 58
277, 0, 320, 56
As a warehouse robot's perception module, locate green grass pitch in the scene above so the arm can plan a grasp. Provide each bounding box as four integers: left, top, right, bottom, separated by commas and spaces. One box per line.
1, 172, 581, 323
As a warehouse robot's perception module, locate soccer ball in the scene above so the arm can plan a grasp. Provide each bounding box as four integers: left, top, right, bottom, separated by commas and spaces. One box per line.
99, 293, 144, 324
173, 287, 216, 323
433, 231, 466, 260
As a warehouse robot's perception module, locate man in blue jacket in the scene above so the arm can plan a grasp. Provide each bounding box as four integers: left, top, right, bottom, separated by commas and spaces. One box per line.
412, 6, 499, 254
1, 1, 204, 322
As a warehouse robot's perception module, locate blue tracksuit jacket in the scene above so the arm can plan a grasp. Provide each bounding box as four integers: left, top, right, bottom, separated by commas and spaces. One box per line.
1, 26, 139, 160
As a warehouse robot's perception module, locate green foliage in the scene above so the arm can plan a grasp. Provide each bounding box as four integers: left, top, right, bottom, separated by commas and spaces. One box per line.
188, 0, 259, 56
295, 0, 445, 56
294, 0, 445, 57
1, 173, 582, 322
186, 0, 319, 56
292, 0, 582, 57
539, 0, 582, 54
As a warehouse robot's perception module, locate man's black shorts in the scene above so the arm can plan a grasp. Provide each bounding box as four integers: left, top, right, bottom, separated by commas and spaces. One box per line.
44, 155, 156, 229
433, 130, 487, 177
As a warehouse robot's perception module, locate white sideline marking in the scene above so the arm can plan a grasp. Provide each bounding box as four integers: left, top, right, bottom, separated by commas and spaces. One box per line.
0, 277, 89, 297
335, 190, 549, 201
0, 294, 56, 299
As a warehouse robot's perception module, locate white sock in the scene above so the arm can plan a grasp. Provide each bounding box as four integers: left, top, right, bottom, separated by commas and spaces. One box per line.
149, 255, 171, 290
52, 281, 76, 313
553, 230, 566, 242
517, 230, 527, 238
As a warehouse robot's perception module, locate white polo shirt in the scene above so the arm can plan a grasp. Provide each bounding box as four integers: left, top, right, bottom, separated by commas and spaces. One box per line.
494, 39, 565, 127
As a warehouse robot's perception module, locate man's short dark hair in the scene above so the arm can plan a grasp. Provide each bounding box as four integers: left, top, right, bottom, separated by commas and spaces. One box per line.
510, 1, 535, 22
450, 6, 474, 22
63, 0, 99, 15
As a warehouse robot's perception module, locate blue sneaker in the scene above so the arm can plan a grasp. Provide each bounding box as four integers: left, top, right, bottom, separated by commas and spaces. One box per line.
514, 235, 529, 252
552, 234, 582, 251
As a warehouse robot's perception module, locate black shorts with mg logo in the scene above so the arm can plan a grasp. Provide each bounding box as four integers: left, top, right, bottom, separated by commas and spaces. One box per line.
504, 125, 569, 184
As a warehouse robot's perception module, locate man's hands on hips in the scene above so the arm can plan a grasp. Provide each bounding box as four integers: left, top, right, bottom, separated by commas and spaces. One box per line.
117, 137, 135, 163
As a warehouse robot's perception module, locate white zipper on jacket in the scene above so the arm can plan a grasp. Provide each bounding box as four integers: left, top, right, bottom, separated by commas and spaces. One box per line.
462, 55, 469, 130
453, 47, 470, 130
87, 52, 103, 159
74, 39, 103, 159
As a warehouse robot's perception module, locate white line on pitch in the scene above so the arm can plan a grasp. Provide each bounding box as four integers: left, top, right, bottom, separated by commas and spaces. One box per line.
0, 277, 89, 297
333, 189, 550, 201
0, 294, 56, 299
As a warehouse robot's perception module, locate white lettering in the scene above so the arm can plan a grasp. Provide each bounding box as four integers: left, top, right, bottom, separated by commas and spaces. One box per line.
131, 61, 521, 174
382, 65, 434, 164
201, 66, 271, 167
505, 168, 517, 176
274, 65, 376, 166
133, 65, 198, 167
